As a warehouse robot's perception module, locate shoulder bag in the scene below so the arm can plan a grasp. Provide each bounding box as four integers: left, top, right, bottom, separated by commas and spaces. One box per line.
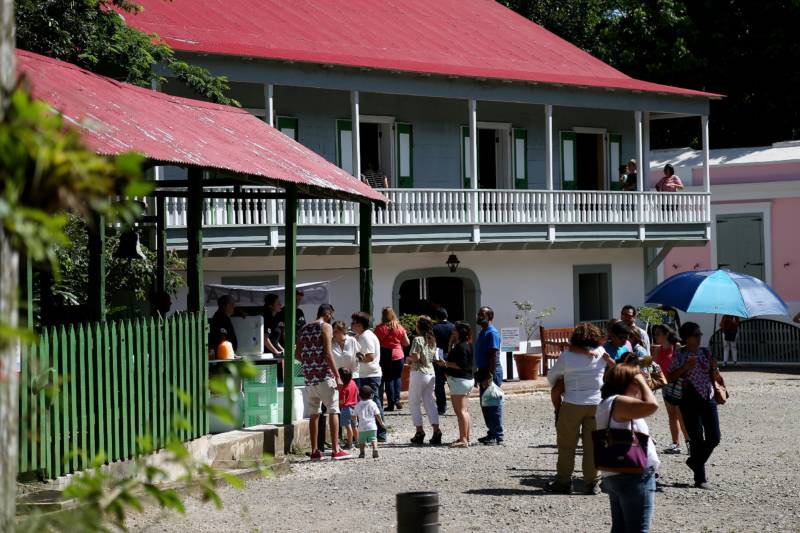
710, 361, 729, 405
592, 399, 650, 474
663, 377, 684, 404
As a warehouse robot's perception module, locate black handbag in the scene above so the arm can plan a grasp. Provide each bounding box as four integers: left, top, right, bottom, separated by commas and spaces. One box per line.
663, 377, 684, 404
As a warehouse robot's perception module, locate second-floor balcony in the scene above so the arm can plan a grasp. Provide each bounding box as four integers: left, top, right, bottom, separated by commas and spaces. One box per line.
163, 187, 710, 252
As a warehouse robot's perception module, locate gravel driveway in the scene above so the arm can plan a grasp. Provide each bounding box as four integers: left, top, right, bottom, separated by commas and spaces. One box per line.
128, 370, 800, 532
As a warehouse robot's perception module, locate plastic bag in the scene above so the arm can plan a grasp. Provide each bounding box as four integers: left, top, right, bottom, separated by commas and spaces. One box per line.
481, 382, 504, 407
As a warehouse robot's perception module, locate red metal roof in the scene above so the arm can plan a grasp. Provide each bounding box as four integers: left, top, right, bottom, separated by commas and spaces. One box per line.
126, 0, 720, 99
16, 50, 387, 204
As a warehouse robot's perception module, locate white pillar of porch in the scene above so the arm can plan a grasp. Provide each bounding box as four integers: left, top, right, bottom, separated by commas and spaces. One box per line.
635, 110, 645, 238
701, 114, 712, 238
150, 79, 163, 182
351, 90, 361, 180
544, 104, 555, 240
264, 84, 274, 127
469, 98, 480, 242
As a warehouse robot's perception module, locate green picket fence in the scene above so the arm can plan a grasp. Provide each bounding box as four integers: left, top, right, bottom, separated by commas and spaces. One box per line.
18, 312, 208, 480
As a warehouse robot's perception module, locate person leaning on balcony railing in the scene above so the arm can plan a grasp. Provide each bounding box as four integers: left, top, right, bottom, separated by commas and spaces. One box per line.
621, 159, 638, 191
655, 164, 684, 192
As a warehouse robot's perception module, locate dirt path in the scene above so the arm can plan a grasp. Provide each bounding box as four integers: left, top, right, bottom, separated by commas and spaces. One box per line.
128, 370, 800, 532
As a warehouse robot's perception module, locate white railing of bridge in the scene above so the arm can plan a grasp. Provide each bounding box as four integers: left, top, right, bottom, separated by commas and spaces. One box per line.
165, 188, 710, 228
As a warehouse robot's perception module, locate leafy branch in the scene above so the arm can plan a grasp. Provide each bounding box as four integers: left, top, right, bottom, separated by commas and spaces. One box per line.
512, 300, 554, 343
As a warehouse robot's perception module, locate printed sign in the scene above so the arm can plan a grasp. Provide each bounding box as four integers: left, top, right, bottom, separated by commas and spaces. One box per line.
500, 328, 520, 352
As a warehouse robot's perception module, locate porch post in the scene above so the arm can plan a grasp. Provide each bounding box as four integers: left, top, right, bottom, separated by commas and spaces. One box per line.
359, 202, 373, 314
469, 99, 479, 242
186, 167, 204, 313
156, 196, 167, 296
265, 84, 274, 127
283, 185, 298, 425
351, 90, 361, 180
701, 115, 711, 193
87, 213, 106, 322
635, 110, 645, 239
544, 104, 555, 240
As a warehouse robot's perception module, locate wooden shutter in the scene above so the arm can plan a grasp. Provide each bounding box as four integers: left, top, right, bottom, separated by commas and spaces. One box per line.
461, 126, 471, 188
277, 116, 299, 141
560, 131, 577, 190
608, 133, 622, 191
396, 122, 413, 188
512, 128, 528, 189
336, 119, 353, 174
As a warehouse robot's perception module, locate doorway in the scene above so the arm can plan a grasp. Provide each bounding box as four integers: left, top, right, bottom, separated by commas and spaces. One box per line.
478, 129, 497, 189
359, 121, 393, 186
394, 268, 480, 325
462, 125, 512, 189
576, 133, 605, 190
716, 213, 765, 280
573, 265, 612, 322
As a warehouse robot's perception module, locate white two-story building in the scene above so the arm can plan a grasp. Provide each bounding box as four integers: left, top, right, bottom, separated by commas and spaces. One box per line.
131, 0, 719, 328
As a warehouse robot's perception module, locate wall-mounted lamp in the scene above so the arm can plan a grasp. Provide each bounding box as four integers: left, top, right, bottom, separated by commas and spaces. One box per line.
446, 254, 460, 273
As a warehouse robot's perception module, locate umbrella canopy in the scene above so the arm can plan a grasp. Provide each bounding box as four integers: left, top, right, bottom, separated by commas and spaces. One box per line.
645, 269, 788, 318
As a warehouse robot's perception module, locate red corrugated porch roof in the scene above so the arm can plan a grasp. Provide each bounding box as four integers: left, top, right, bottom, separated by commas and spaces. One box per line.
127, 0, 721, 99
15, 49, 387, 204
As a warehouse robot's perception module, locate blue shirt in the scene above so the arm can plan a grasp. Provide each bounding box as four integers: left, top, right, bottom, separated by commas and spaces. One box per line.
475, 325, 501, 370
604, 340, 632, 362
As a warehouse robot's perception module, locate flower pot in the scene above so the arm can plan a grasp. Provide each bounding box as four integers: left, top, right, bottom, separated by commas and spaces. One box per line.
514, 353, 542, 381
401, 363, 411, 391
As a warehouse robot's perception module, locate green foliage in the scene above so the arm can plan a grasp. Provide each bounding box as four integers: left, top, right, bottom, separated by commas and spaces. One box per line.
637, 305, 667, 328
15, 0, 239, 106
399, 313, 419, 340
512, 300, 554, 342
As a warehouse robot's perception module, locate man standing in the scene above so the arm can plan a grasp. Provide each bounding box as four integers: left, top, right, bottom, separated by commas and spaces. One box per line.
351, 312, 387, 442
475, 306, 504, 445
620, 305, 650, 353
209, 295, 238, 354
432, 308, 455, 415
297, 304, 350, 461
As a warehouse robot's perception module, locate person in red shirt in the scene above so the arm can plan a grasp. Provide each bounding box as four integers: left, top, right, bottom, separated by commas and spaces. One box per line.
338, 367, 359, 449
720, 315, 741, 366
653, 324, 689, 454
374, 307, 410, 411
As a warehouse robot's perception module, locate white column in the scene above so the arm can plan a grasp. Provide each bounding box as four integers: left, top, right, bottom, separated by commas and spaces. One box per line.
351, 90, 361, 179
469, 99, 479, 241
643, 111, 651, 187
545, 104, 555, 239
150, 80, 163, 182
635, 110, 645, 238
701, 115, 711, 192
264, 84, 274, 127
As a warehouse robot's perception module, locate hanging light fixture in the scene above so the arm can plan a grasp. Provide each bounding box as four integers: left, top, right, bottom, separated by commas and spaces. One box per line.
115, 230, 148, 261
446, 254, 460, 273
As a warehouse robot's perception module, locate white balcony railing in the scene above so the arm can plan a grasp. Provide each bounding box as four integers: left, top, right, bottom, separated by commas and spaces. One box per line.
165, 188, 710, 228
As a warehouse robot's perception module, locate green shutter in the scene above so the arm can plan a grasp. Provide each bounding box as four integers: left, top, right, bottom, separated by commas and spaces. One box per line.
277, 116, 299, 141
512, 128, 528, 189
396, 122, 413, 188
461, 126, 471, 188
560, 131, 578, 190
335, 119, 353, 174
608, 133, 623, 191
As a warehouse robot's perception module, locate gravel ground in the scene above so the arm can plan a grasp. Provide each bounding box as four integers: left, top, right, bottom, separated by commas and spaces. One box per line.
128, 370, 800, 532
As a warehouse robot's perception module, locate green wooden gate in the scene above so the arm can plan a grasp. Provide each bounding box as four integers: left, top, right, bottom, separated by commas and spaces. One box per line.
18, 312, 208, 480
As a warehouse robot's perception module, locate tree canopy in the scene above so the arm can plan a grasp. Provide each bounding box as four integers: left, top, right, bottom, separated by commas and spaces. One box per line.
502, 0, 800, 149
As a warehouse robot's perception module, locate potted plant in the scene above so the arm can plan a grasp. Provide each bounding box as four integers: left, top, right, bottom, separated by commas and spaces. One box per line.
512, 300, 554, 380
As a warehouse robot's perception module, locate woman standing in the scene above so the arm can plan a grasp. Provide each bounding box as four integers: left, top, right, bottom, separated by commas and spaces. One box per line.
407, 316, 442, 445
374, 307, 410, 411
545, 323, 615, 495
597, 365, 660, 533
436, 321, 474, 447
667, 322, 721, 489
332, 320, 359, 380
652, 324, 689, 454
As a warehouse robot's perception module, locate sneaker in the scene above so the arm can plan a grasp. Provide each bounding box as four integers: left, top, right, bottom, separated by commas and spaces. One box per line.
331, 450, 351, 461
394, 402, 403, 410
583, 482, 601, 495
358, 449, 365, 459
694, 481, 711, 490
477, 435, 493, 444
663, 443, 681, 454
481, 437, 504, 446
543, 481, 572, 494
372, 448, 379, 459
310, 450, 323, 462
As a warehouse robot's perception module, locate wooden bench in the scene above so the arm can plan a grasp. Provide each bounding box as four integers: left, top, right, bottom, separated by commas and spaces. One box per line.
539, 326, 573, 376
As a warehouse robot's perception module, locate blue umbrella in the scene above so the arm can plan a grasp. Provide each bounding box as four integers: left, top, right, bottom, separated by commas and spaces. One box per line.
645, 269, 788, 318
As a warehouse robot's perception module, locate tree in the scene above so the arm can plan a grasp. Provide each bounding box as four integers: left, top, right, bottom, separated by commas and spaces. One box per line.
15, 0, 238, 106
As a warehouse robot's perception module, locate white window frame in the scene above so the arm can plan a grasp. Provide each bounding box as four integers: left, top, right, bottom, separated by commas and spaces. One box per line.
710, 202, 772, 285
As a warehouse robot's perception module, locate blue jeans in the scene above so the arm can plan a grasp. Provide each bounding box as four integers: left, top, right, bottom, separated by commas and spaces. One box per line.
358, 377, 386, 439
679, 384, 721, 484
478, 367, 504, 440
601, 467, 657, 533
385, 358, 404, 407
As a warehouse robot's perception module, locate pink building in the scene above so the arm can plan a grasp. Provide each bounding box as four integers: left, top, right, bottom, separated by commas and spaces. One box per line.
650, 141, 800, 330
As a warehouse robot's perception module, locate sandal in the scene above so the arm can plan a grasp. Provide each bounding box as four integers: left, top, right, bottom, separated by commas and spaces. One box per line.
449, 440, 469, 448
410, 431, 425, 445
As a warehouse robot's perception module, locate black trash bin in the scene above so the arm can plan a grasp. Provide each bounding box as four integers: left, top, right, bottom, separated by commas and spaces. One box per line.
396, 491, 439, 533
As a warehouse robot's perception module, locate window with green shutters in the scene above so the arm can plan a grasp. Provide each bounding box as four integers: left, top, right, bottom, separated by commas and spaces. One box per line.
560, 131, 577, 190
512, 128, 528, 189
277, 116, 298, 141
608, 133, 623, 190
336, 119, 353, 174
396, 122, 413, 188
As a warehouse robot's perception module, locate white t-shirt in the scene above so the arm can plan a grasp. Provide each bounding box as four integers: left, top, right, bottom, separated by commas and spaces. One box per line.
547, 348, 608, 405
332, 335, 360, 379
356, 329, 382, 378
354, 399, 381, 431
595, 395, 660, 476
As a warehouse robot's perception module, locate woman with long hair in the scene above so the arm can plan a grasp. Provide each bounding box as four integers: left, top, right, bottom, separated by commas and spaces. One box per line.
667, 322, 721, 489
597, 365, 660, 532
652, 324, 689, 454
407, 315, 442, 445
374, 307, 410, 411
435, 321, 474, 447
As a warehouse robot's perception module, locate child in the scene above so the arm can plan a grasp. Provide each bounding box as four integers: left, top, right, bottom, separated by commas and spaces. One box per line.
354, 385, 385, 459
338, 367, 358, 449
